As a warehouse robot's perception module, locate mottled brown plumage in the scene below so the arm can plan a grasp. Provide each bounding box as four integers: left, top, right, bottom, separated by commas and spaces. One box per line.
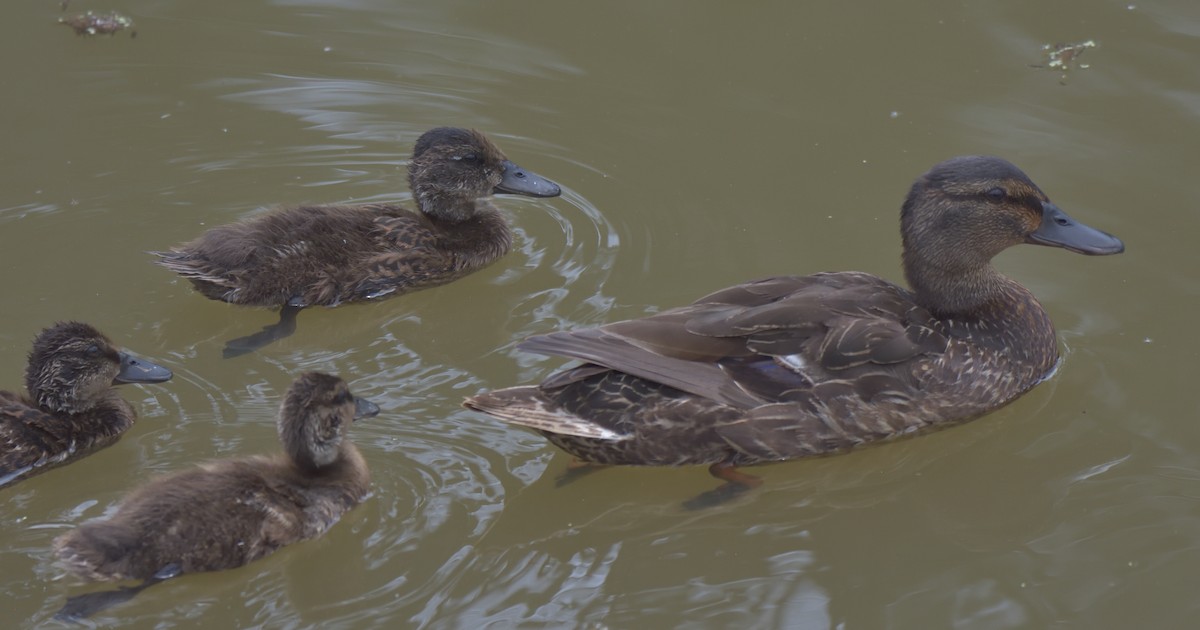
465, 156, 1125, 504
0, 322, 172, 488
154, 127, 561, 309
54, 372, 378, 583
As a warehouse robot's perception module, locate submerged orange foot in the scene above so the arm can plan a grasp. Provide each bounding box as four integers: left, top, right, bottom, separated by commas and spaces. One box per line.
682, 462, 763, 510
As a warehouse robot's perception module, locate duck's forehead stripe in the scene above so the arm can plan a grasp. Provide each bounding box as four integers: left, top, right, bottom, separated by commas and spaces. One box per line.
1009, 181, 1046, 199
938, 177, 1042, 198
471, 131, 507, 162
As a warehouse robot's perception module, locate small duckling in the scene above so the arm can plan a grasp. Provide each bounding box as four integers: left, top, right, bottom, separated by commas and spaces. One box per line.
0, 322, 172, 488
155, 127, 562, 357
54, 372, 377, 599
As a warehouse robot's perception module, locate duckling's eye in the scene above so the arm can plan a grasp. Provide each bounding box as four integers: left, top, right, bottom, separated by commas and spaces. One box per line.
453, 153, 482, 164
986, 187, 1006, 200
85, 344, 102, 357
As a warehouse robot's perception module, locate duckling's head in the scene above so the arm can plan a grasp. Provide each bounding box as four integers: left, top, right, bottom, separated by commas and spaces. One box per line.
278, 372, 380, 472
25, 322, 173, 414
900, 156, 1123, 314
408, 127, 561, 222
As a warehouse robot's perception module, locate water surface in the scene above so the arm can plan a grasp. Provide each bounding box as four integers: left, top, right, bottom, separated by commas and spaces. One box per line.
1, 1, 1197, 627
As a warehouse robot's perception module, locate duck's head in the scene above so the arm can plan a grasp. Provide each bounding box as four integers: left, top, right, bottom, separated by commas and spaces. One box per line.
24, 322, 173, 414
408, 127, 562, 222
278, 372, 380, 472
900, 156, 1124, 314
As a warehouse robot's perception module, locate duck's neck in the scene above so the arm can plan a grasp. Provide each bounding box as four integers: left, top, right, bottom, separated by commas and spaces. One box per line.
904, 259, 1013, 318
34, 390, 136, 446
288, 443, 371, 496
425, 200, 513, 271
906, 258, 1059, 369
35, 385, 120, 416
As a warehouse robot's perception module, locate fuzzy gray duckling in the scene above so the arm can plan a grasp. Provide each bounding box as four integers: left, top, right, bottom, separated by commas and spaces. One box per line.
155, 127, 561, 356
0, 322, 171, 488
55, 372, 377, 580
53, 372, 378, 619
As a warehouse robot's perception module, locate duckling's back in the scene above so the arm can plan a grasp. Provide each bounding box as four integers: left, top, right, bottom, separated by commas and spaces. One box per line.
0, 392, 136, 487
157, 204, 420, 307
155, 200, 515, 308
55, 453, 369, 581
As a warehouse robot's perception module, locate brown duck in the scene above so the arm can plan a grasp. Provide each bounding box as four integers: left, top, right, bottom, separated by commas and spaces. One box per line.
53, 372, 378, 619
465, 156, 1125, 507
155, 127, 561, 356
0, 322, 172, 488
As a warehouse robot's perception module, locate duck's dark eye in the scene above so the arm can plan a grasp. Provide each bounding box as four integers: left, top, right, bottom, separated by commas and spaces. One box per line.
986, 187, 1006, 200
453, 153, 482, 164
85, 344, 102, 357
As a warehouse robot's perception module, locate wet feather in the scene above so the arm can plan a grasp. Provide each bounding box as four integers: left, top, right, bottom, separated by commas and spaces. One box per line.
465, 156, 1124, 481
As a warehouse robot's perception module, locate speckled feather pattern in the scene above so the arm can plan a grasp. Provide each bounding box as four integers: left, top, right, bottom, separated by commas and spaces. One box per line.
155, 203, 511, 307
54, 451, 369, 581
467, 273, 1057, 467
465, 156, 1120, 470
0, 323, 140, 487
154, 128, 526, 308
54, 373, 371, 582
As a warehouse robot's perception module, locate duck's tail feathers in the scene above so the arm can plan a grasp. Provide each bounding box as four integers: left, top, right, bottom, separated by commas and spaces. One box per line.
150, 250, 242, 298
151, 250, 209, 277
464, 387, 629, 441
53, 523, 138, 582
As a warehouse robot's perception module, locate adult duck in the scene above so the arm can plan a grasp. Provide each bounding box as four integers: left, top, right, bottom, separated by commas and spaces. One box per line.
465, 156, 1124, 507
0, 322, 172, 488
155, 127, 561, 357
53, 372, 379, 619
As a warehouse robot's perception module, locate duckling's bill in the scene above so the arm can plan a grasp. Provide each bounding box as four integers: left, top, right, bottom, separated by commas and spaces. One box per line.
354, 396, 381, 420
494, 160, 561, 198
114, 352, 173, 384
1026, 202, 1124, 255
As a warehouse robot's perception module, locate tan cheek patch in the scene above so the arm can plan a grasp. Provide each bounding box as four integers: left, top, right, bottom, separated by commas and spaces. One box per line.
1019, 207, 1042, 233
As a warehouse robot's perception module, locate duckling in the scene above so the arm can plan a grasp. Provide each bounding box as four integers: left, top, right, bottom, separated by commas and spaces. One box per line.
0, 322, 172, 488
53, 372, 378, 618
154, 127, 562, 357
465, 156, 1125, 507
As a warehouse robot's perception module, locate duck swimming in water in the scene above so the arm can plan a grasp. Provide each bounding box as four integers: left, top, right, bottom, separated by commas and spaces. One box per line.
53, 372, 378, 618
465, 156, 1125, 507
0, 322, 172, 488
154, 127, 561, 357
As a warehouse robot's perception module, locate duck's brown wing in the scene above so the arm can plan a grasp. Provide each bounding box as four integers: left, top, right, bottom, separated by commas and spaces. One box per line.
154, 205, 402, 306
0, 399, 77, 485
684, 272, 948, 368
525, 309, 763, 408
521, 273, 949, 410
350, 214, 452, 299
0, 391, 133, 486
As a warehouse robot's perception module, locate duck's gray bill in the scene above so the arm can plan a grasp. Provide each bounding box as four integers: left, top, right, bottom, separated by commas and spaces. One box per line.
354, 396, 381, 420
495, 160, 562, 198
114, 352, 174, 384
1026, 202, 1125, 255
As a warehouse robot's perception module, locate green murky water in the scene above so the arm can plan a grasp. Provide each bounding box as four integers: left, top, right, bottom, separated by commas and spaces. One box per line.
1, 1, 1197, 627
